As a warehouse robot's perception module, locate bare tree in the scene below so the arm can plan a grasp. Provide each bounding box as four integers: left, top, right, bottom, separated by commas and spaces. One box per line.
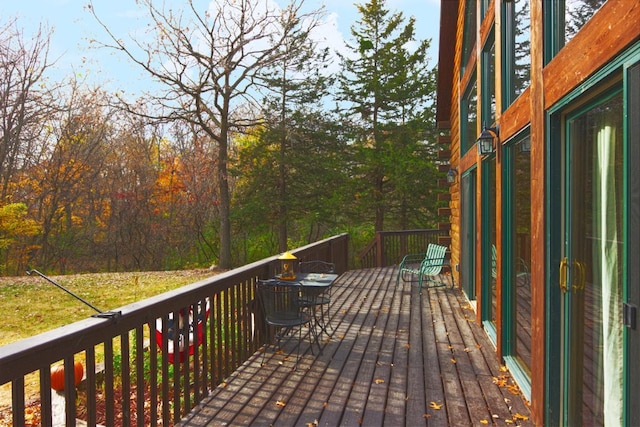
0, 19, 58, 200
88, 0, 325, 268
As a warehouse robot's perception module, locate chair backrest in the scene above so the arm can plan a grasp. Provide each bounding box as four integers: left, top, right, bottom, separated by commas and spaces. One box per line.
425, 244, 447, 263
299, 260, 335, 273
421, 244, 448, 275
257, 281, 302, 321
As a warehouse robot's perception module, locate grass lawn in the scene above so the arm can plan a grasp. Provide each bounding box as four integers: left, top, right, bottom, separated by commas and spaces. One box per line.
0, 269, 216, 347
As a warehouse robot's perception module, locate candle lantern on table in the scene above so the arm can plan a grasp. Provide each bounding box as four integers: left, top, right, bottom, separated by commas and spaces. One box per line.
278, 251, 298, 280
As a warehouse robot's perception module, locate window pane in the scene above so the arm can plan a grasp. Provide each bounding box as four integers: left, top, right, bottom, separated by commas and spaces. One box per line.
512, 137, 531, 374
489, 157, 497, 325
462, 0, 477, 75
462, 77, 478, 153
567, 91, 623, 425
564, 0, 607, 46
482, 35, 496, 125
505, 0, 531, 106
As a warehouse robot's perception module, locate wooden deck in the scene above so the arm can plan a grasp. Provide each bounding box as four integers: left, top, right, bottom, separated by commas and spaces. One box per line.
179, 267, 534, 426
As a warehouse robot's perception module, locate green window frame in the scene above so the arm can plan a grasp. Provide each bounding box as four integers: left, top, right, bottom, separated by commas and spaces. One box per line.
501, 128, 532, 401
481, 154, 498, 343
544, 41, 640, 426
502, 0, 531, 109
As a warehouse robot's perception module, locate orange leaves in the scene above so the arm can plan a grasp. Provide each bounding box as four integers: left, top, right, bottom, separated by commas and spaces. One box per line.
493, 375, 509, 387
275, 400, 286, 407
429, 401, 443, 410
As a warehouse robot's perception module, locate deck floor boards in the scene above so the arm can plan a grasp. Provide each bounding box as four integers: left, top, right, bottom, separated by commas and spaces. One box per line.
179, 267, 534, 426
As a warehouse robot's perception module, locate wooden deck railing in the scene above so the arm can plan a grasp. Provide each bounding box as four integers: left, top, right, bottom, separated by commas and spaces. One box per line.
0, 234, 349, 426
358, 229, 448, 268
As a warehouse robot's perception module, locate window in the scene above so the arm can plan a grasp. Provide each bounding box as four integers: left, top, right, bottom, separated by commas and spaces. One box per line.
503, 132, 532, 398
482, 31, 496, 126
503, 0, 531, 107
481, 154, 498, 342
545, 0, 608, 61
461, 75, 478, 154
461, 0, 477, 76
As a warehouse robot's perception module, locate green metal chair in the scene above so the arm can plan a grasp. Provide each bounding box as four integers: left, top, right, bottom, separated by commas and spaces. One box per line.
396, 243, 454, 294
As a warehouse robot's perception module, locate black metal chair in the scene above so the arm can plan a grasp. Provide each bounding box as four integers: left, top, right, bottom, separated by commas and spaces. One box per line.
298, 261, 335, 336
256, 280, 314, 369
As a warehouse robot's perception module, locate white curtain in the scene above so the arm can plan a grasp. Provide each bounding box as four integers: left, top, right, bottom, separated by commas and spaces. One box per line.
593, 120, 623, 426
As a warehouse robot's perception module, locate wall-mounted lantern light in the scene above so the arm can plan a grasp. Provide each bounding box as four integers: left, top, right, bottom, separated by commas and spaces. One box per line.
477, 125, 499, 156
446, 168, 458, 184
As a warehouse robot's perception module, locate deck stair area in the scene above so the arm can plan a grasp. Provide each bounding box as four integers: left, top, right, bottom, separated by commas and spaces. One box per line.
179, 267, 533, 426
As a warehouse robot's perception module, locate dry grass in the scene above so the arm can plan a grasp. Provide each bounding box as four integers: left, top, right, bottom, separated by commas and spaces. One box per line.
0, 269, 216, 347
0, 269, 218, 419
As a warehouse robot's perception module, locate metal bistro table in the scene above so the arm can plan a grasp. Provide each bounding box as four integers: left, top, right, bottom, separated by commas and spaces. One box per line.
274, 272, 338, 339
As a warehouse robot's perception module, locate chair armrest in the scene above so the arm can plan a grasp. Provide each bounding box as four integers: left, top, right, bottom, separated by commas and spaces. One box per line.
420, 257, 450, 266
399, 253, 427, 267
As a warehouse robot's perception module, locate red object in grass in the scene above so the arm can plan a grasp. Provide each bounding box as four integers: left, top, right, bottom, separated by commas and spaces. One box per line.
50, 361, 84, 391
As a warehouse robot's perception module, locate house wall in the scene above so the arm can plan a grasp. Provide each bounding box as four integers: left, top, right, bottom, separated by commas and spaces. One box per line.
439, 0, 640, 424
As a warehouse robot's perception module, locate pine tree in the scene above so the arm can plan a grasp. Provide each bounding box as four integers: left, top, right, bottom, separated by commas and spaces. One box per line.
337, 0, 439, 231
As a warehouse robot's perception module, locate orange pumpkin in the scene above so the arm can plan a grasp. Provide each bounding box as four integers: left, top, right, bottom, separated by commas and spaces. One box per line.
50, 361, 84, 391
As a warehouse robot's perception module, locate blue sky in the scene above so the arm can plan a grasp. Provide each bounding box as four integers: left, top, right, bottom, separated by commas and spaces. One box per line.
0, 0, 440, 96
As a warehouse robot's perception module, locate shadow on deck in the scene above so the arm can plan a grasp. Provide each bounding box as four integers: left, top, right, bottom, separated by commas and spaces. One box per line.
180, 267, 533, 426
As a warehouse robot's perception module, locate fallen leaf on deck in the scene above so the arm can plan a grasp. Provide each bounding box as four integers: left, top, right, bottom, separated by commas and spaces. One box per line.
405, 343, 410, 349
374, 378, 385, 384
429, 401, 443, 410
480, 420, 489, 425
499, 365, 508, 372
507, 385, 521, 395
464, 347, 471, 352
514, 413, 529, 421
276, 400, 287, 407
423, 413, 431, 418
493, 376, 508, 387
450, 358, 457, 364
306, 420, 319, 427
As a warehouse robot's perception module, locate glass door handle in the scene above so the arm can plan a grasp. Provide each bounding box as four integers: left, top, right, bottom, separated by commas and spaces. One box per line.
559, 257, 568, 294
572, 260, 585, 291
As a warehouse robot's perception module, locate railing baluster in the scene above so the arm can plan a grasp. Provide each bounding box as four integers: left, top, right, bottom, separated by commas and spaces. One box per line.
105, 338, 115, 426
172, 308, 181, 424
120, 333, 131, 425
11, 377, 24, 427
148, 321, 158, 426
39, 367, 52, 426
135, 325, 145, 427
161, 316, 170, 424
86, 347, 96, 427
63, 356, 75, 426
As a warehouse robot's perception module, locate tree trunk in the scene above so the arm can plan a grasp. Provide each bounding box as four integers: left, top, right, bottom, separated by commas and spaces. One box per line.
218, 124, 232, 269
